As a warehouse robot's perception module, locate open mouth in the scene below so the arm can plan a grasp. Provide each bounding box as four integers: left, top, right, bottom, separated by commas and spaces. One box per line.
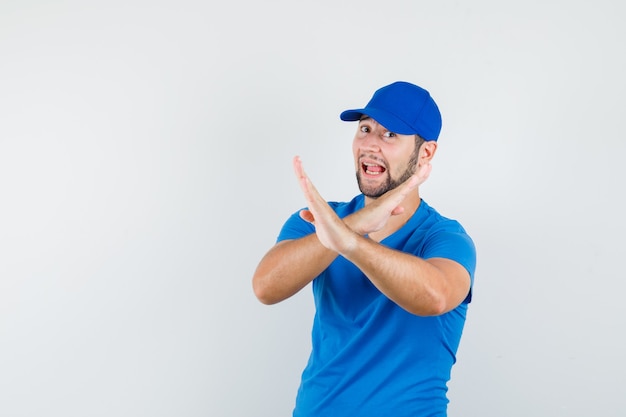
362, 161, 386, 176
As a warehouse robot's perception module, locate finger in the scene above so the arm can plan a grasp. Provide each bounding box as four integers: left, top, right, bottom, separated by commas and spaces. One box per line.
298, 209, 315, 223
293, 156, 313, 199
382, 163, 432, 211
393, 170, 422, 199
415, 162, 432, 183
397, 163, 431, 195
390, 206, 405, 216
293, 155, 305, 179
293, 156, 324, 209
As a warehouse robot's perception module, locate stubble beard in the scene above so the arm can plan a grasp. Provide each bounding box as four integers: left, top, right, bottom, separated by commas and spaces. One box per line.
356, 148, 419, 199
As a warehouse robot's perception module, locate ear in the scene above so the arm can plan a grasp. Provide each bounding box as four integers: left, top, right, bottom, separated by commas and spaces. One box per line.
419, 141, 438, 163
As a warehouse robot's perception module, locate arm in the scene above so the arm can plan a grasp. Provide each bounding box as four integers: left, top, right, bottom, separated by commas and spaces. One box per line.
252, 154, 414, 305
291, 156, 470, 316
251, 206, 395, 305
252, 234, 337, 305
341, 239, 470, 316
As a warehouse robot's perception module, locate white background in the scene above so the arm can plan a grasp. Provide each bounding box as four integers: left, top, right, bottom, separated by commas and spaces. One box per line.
1, 1, 625, 416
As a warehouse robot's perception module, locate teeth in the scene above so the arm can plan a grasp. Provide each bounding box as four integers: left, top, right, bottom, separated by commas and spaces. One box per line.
363, 161, 384, 175
362, 160, 385, 176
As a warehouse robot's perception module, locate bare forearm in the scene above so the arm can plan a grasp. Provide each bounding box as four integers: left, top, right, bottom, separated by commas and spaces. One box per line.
252, 234, 338, 304
252, 211, 370, 305
342, 235, 469, 316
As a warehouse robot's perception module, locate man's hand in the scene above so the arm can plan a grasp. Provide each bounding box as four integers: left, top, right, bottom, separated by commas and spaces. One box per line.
293, 156, 358, 254
293, 156, 432, 252
290, 156, 469, 316
346, 162, 432, 236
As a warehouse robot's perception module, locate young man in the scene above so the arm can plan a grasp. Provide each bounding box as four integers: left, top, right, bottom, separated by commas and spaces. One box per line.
253, 81, 476, 416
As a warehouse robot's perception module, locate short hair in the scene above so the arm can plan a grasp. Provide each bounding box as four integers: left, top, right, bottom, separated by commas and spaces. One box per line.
415, 134, 425, 150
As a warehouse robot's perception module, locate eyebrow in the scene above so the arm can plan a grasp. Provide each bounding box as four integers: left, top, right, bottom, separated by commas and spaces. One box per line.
359, 117, 392, 133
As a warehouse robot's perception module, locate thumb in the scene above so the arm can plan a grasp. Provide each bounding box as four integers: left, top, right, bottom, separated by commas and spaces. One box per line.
299, 209, 315, 224
390, 206, 405, 216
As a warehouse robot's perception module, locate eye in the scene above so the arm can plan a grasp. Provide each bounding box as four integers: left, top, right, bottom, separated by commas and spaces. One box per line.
381, 131, 396, 141
359, 125, 370, 133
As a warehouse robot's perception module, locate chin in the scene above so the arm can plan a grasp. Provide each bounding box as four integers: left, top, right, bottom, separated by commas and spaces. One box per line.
357, 178, 390, 199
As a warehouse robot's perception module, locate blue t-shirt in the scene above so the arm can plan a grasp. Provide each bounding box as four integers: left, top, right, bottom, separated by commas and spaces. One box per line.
278, 195, 476, 417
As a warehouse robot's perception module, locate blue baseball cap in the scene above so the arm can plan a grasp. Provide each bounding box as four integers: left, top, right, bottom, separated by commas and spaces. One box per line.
340, 81, 442, 141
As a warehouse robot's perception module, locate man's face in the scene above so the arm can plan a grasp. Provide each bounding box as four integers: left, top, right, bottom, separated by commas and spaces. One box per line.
352, 117, 420, 198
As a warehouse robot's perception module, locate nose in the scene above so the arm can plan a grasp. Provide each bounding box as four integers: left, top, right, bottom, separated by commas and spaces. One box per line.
359, 131, 381, 152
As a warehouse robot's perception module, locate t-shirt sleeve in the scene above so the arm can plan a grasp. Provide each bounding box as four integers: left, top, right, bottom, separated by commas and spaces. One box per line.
276, 209, 316, 243
421, 222, 477, 303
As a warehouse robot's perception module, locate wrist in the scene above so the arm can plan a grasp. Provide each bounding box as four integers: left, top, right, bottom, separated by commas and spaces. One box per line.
338, 229, 361, 257
343, 213, 366, 236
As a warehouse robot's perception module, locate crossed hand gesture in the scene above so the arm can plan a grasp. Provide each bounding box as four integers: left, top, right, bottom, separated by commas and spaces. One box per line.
293, 156, 432, 255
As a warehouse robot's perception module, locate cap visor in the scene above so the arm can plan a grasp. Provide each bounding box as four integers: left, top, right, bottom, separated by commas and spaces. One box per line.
340, 107, 416, 135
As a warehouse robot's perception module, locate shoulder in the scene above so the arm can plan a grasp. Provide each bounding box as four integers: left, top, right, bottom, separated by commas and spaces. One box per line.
411, 200, 476, 274
418, 200, 470, 235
